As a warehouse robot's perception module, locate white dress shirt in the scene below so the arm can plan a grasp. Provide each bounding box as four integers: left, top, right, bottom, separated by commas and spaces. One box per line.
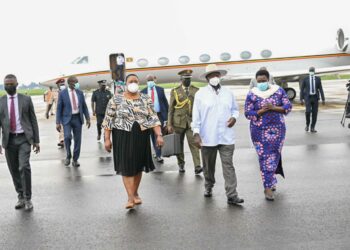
309, 75, 316, 95
192, 86, 239, 146
7, 94, 24, 133
68, 89, 80, 114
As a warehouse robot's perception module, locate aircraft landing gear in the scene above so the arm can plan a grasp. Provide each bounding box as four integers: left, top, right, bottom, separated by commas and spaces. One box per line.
284, 87, 296, 101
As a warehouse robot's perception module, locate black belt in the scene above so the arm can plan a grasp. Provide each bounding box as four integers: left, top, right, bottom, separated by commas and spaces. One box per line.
10, 132, 25, 137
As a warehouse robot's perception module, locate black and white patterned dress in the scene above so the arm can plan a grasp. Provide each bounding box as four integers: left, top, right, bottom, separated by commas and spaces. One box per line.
102, 93, 161, 176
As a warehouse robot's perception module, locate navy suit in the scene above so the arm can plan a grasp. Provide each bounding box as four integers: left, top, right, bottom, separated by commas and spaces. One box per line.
300, 76, 325, 128
56, 88, 90, 161
141, 86, 169, 157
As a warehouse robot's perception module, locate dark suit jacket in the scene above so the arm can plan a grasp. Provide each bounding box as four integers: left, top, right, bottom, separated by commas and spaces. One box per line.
141, 86, 169, 123
0, 94, 40, 148
56, 88, 90, 125
300, 76, 325, 101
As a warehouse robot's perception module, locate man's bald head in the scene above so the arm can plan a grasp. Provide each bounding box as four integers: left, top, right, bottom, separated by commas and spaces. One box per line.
146, 75, 156, 82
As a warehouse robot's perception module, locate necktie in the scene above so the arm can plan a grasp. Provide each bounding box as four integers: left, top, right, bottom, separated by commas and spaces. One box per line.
185, 87, 189, 96
71, 89, 78, 110
151, 87, 155, 103
10, 96, 16, 133
310, 76, 315, 95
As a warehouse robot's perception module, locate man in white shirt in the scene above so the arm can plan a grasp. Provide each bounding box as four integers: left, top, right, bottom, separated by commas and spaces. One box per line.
192, 64, 244, 205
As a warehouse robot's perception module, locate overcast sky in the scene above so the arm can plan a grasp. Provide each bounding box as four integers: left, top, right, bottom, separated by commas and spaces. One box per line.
0, 0, 349, 83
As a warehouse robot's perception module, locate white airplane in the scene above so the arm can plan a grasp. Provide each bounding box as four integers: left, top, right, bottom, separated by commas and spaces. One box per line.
40, 28, 350, 100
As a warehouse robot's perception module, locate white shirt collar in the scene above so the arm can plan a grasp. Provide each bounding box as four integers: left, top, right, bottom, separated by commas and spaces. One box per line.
7, 93, 18, 99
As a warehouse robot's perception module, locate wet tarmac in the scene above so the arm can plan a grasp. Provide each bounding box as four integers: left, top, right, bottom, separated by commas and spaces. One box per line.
1, 82, 350, 249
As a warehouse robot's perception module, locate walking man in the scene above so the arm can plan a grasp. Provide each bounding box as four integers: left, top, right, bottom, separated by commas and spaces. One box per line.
56, 76, 91, 167
168, 69, 202, 174
141, 75, 169, 163
91, 80, 112, 141
300, 67, 325, 133
0, 74, 40, 211
192, 64, 244, 205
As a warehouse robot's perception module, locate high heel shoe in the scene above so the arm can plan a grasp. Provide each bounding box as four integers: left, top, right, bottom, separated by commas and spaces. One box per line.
125, 201, 135, 209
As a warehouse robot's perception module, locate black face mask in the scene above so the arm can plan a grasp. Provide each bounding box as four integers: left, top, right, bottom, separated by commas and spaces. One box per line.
5, 85, 16, 96
183, 78, 191, 87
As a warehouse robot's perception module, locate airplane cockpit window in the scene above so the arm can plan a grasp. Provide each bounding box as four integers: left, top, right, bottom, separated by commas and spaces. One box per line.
261, 50, 272, 58
220, 52, 231, 61
240, 51, 252, 60
199, 54, 211, 63
179, 56, 190, 64
137, 58, 149, 67
158, 57, 169, 66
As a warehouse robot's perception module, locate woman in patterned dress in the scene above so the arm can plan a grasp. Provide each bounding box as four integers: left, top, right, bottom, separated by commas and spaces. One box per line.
244, 69, 292, 201
103, 74, 164, 209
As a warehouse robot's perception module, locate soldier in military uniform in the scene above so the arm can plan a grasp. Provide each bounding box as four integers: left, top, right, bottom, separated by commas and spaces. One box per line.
91, 80, 112, 141
168, 69, 202, 174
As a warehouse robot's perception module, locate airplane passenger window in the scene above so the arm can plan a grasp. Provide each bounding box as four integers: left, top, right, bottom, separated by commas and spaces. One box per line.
199, 54, 211, 63
261, 50, 272, 58
137, 58, 149, 67
158, 57, 169, 66
220, 52, 231, 61
179, 56, 190, 64
240, 51, 252, 60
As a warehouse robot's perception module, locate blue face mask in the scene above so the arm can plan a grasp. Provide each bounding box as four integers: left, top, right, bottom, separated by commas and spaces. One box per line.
74, 82, 80, 90
257, 82, 269, 91
147, 81, 155, 88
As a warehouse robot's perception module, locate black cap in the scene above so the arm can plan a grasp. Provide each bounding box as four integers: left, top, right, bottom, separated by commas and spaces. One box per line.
98, 80, 107, 85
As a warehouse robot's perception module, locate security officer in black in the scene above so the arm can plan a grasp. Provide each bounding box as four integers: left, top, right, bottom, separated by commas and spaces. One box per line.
91, 80, 112, 141
300, 67, 325, 133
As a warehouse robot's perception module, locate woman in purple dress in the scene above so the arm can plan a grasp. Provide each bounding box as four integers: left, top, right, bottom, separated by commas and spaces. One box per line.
244, 69, 292, 201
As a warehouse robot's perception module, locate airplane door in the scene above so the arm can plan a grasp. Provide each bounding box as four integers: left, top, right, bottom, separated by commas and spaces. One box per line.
109, 53, 126, 94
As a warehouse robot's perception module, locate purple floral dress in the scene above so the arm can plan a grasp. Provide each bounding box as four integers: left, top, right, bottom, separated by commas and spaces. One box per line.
244, 87, 292, 189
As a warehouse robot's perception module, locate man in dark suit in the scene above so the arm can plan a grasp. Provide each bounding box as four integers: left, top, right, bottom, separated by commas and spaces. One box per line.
0, 74, 40, 211
300, 67, 325, 133
141, 75, 169, 163
56, 76, 91, 167
91, 80, 112, 141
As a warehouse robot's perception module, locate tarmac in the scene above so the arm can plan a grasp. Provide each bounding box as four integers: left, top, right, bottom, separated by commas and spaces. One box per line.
0, 80, 350, 250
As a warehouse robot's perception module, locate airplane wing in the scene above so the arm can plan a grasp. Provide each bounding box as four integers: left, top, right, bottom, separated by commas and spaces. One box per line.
222, 65, 350, 85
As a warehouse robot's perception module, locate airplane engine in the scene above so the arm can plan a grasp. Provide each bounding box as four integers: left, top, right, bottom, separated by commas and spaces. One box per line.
336, 28, 349, 52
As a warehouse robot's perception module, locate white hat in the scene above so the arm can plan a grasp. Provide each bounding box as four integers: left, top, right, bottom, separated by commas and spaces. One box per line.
200, 64, 227, 80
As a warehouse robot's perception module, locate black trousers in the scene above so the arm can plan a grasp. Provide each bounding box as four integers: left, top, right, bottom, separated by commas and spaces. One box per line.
5, 134, 32, 200
305, 95, 319, 128
96, 114, 105, 136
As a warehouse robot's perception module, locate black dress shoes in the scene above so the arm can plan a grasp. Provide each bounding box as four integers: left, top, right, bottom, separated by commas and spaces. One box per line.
310, 127, 317, 133
194, 166, 203, 175
227, 196, 244, 204
178, 164, 185, 173
97, 135, 101, 141
72, 161, 80, 167
156, 157, 164, 163
57, 141, 64, 148
64, 158, 71, 166
15, 199, 25, 209
204, 188, 212, 197
24, 200, 33, 211
305, 126, 309, 132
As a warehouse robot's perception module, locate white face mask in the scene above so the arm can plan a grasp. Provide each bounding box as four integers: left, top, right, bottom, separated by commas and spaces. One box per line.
59, 85, 66, 90
127, 83, 139, 93
209, 77, 221, 86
